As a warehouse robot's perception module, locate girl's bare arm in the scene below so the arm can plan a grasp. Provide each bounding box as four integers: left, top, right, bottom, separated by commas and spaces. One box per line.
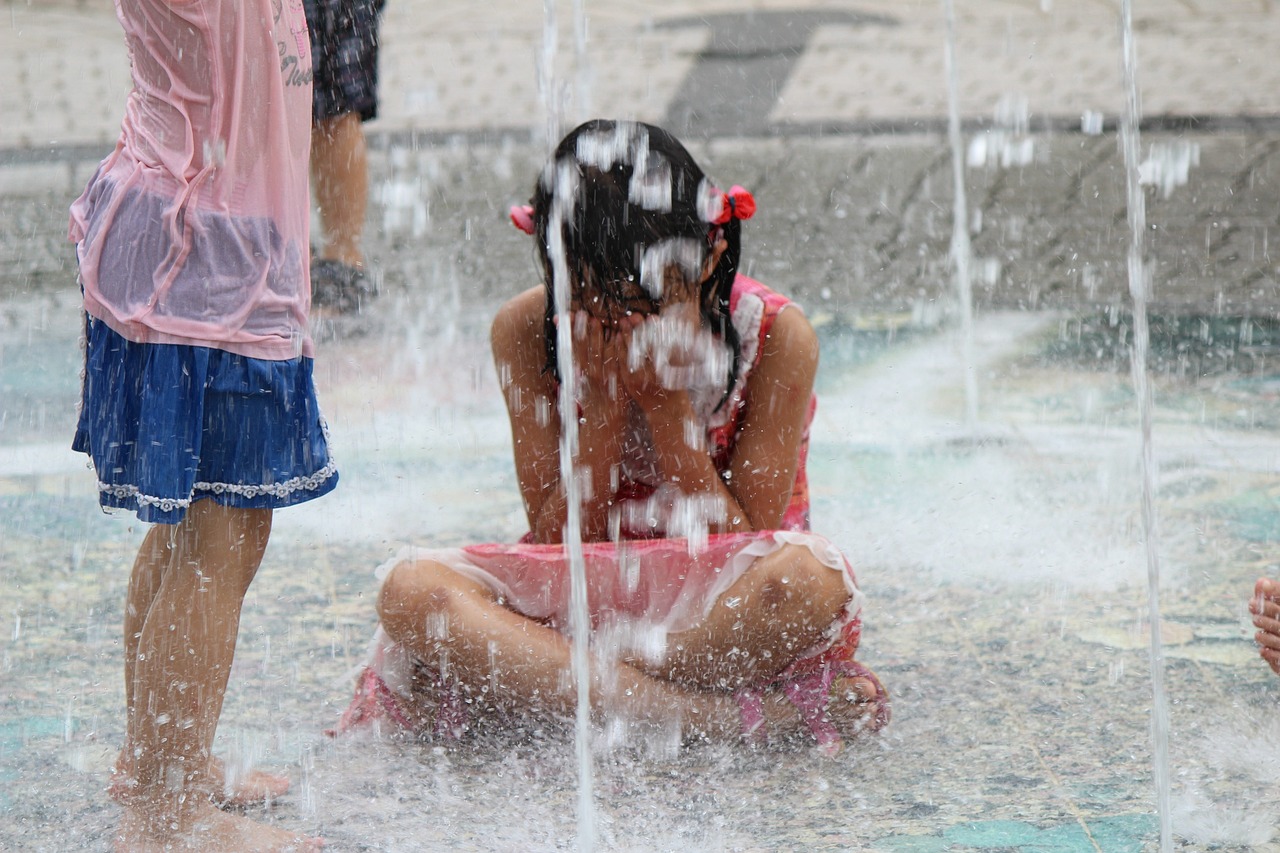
720, 307, 818, 529
627, 306, 819, 533
491, 289, 630, 543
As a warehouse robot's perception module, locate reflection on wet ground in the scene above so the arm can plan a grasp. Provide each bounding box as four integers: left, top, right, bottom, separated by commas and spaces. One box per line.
2, 135, 1279, 851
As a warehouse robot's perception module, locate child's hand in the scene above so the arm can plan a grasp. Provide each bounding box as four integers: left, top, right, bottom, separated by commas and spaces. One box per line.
1252, 577, 1280, 676
621, 303, 730, 409
618, 311, 685, 405
558, 309, 642, 407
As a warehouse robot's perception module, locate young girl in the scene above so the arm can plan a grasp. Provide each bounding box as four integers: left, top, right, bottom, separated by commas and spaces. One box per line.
336, 119, 889, 754
69, 0, 334, 849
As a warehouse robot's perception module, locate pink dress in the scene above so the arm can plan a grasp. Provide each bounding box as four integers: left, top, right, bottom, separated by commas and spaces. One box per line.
334, 277, 864, 737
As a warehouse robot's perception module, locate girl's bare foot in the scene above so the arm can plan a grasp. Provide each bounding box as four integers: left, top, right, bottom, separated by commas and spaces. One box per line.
745, 664, 890, 756
761, 675, 882, 742
208, 756, 291, 808
110, 753, 290, 809
1250, 577, 1280, 676
114, 803, 324, 852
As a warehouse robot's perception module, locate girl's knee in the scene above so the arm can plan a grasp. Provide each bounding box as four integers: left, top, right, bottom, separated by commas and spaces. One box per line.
756, 545, 851, 612
378, 560, 427, 618
377, 559, 465, 624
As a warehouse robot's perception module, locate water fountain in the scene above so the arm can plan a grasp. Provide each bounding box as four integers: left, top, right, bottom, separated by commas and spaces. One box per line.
1119, 2, 1173, 848
1, 1, 1279, 850
941, 0, 979, 430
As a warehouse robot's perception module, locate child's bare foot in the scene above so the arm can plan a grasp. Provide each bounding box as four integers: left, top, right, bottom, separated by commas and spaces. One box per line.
1250, 577, 1280, 676
761, 674, 882, 745
114, 802, 323, 852
110, 753, 290, 809
744, 662, 891, 756
207, 756, 291, 808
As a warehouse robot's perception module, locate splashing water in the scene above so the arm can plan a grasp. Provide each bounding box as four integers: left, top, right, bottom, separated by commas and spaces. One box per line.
1081, 109, 1105, 136
1119, 2, 1173, 850
1172, 711, 1280, 845
636, 238, 701, 294
626, 308, 731, 397
967, 94, 1035, 170
1139, 140, 1201, 199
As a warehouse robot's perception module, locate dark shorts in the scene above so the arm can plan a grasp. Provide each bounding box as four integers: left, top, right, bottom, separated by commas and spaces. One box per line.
305, 0, 385, 122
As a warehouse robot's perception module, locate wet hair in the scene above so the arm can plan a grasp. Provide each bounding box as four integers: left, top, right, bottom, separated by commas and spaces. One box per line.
529, 119, 744, 408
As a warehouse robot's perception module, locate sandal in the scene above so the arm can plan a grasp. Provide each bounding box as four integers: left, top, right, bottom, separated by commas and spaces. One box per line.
311, 259, 376, 313
735, 659, 890, 756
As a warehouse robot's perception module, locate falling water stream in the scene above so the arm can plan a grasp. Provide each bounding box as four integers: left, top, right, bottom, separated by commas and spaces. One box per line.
572, 0, 592, 119
547, 183, 597, 853
541, 0, 562, 147
1119, 1, 1174, 850
542, 2, 597, 849
941, 0, 979, 430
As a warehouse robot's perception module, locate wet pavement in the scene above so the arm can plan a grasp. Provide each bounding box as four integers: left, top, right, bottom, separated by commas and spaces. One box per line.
3, 1, 1280, 851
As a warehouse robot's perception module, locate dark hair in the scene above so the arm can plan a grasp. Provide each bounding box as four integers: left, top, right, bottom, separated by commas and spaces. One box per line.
529, 119, 744, 408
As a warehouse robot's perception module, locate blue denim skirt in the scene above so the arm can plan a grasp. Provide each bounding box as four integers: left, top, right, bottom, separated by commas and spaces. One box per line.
72, 315, 339, 524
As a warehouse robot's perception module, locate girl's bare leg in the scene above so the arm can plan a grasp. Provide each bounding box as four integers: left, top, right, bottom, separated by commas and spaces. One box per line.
123, 526, 171, 722
115, 500, 321, 852
378, 559, 742, 739
377, 549, 878, 741
114, 526, 289, 808
1251, 577, 1280, 676
648, 544, 855, 690
638, 544, 881, 736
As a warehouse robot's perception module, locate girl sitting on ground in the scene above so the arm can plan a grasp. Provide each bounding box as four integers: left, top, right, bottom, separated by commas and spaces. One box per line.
335, 119, 890, 754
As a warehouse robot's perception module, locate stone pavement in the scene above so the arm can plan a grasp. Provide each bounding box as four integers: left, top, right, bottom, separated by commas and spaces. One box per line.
4, 0, 1280, 151
3, 2, 1280, 852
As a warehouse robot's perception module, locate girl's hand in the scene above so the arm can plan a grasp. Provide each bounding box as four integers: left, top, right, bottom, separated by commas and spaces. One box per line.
570, 310, 622, 398
619, 300, 726, 412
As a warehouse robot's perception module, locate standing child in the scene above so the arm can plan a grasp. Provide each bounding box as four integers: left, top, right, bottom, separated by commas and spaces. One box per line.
69, 0, 336, 848
335, 119, 889, 754
305, 0, 385, 311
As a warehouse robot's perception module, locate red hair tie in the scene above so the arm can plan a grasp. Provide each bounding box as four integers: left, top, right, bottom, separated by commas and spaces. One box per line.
713, 185, 756, 224
509, 204, 535, 235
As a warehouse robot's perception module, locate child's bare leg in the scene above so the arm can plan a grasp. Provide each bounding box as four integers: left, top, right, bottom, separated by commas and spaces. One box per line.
312, 112, 368, 269
123, 525, 171, 721
648, 544, 882, 735
648, 544, 854, 690
378, 558, 742, 739
113, 520, 290, 808
378, 555, 877, 742
1251, 577, 1280, 676
115, 500, 320, 852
